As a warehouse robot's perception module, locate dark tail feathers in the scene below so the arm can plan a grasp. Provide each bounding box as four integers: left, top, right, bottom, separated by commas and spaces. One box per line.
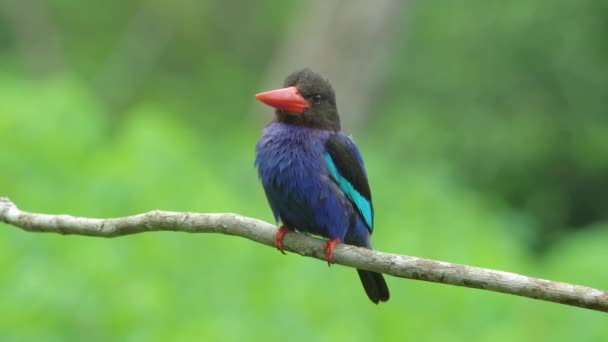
357, 269, 390, 304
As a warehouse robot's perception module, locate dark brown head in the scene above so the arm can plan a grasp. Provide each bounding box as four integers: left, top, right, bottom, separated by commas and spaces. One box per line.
256, 68, 340, 131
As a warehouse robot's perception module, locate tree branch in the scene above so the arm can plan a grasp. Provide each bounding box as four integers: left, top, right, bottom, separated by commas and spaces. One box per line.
1, 196, 606, 312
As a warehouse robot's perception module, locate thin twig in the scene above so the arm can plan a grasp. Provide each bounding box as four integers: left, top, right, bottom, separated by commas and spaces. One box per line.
1, 196, 606, 312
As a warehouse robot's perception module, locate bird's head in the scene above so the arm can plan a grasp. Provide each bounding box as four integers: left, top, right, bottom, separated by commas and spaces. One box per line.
256, 68, 340, 130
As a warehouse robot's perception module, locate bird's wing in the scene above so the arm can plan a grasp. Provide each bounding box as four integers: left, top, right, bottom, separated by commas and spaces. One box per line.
323, 134, 374, 232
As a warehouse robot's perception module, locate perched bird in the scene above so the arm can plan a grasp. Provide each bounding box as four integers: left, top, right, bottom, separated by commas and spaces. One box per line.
254, 68, 390, 304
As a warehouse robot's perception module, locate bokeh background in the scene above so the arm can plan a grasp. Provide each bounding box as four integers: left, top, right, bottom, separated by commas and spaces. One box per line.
1, 0, 607, 340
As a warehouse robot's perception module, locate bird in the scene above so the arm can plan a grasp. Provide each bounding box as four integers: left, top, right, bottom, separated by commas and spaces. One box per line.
254, 68, 390, 304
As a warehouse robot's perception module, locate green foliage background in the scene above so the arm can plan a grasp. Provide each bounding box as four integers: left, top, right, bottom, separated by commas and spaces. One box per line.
1, 1, 607, 341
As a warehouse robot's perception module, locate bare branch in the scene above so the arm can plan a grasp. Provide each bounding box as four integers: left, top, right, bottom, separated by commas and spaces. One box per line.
1, 196, 606, 312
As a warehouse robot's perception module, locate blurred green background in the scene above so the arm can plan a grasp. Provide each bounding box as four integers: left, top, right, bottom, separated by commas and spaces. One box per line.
1, 0, 607, 341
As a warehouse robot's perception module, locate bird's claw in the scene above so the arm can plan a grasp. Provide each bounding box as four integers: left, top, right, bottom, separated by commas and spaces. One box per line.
325, 238, 341, 266
274, 226, 289, 254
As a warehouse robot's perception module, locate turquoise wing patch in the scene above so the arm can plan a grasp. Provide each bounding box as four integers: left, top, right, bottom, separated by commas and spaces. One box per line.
324, 152, 374, 230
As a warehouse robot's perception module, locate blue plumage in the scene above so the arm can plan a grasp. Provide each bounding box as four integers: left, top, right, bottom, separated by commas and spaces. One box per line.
255, 123, 370, 246
254, 68, 389, 303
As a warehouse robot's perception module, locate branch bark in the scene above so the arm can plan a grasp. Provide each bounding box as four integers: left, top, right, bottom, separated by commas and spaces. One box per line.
1, 197, 606, 312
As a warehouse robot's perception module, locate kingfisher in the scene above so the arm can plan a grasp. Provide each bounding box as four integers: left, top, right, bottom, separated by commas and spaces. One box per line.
254, 68, 389, 304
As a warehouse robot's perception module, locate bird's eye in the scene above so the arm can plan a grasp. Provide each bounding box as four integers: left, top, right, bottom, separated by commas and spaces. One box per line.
312, 94, 322, 104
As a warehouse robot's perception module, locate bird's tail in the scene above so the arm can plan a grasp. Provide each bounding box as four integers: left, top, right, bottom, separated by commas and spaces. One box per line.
357, 269, 390, 304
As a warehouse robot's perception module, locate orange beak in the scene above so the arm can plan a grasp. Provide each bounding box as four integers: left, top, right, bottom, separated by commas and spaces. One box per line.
255, 86, 309, 114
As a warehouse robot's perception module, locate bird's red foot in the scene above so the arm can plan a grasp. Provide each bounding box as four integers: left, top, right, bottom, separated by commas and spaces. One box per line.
325, 238, 341, 266
274, 226, 289, 254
